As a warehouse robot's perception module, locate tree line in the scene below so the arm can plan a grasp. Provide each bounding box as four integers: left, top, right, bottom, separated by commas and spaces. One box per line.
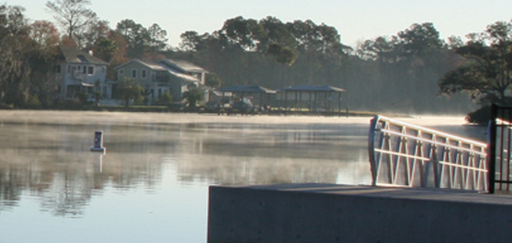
1, 0, 511, 117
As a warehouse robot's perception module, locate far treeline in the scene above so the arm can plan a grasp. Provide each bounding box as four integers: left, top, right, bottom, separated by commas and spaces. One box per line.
1, 1, 512, 121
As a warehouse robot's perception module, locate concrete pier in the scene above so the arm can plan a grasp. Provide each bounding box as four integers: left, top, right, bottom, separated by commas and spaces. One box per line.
208, 183, 512, 243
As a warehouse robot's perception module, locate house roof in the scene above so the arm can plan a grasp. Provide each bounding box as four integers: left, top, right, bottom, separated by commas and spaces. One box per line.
114, 58, 202, 83
165, 67, 200, 83
59, 46, 108, 65
279, 85, 345, 92
159, 59, 208, 73
113, 58, 167, 71
218, 85, 276, 94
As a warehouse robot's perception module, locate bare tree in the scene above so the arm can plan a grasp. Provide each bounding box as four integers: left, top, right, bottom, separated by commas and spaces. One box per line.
45, 0, 97, 45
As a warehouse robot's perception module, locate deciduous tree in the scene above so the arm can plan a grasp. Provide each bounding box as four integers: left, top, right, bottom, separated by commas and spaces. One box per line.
45, 0, 97, 46
94, 38, 117, 63
29, 20, 60, 50
147, 23, 168, 53
220, 16, 265, 51
116, 19, 169, 58
114, 77, 144, 107
0, 4, 31, 106
439, 21, 512, 105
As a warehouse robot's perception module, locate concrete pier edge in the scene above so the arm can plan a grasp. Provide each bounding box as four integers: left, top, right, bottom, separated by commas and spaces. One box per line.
208, 183, 512, 243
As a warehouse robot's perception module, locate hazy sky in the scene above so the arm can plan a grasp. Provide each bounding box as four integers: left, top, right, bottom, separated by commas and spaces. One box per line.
5, 0, 512, 48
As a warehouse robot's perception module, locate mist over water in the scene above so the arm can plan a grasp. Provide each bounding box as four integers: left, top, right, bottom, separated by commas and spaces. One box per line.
0, 111, 484, 243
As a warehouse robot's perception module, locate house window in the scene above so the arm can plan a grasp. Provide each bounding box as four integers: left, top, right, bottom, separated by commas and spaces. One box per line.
55, 65, 61, 74
119, 69, 124, 76
141, 69, 147, 79
131, 69, 137, 78
88, 66, 94, 75
82, 66, 87, 74
155, 71, 166, 81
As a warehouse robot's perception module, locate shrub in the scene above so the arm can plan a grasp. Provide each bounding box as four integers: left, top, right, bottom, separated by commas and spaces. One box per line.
157, 92, 173, 105
465, 106, 491, 125
26, 95, 42, 108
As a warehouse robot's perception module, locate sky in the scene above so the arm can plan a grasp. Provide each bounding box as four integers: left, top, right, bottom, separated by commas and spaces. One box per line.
5, 0, 512, 48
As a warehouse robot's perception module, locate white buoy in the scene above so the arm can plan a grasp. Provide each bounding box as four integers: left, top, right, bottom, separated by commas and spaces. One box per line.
90, 130, 106, 153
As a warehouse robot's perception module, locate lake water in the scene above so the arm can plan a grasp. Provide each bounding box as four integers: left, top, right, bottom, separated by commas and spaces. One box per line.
0, 111, 486, 243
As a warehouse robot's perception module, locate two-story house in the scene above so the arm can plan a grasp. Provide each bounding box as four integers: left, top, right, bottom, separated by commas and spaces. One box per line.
114, 59, 208, 103
55, 46, 110, 100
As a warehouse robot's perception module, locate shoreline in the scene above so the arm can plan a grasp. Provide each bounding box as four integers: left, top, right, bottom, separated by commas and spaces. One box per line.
0, 110, 469, 127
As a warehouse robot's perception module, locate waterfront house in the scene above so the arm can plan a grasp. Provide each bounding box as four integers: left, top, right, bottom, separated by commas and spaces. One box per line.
55, 46, 110, 100
114, 59, 208, 104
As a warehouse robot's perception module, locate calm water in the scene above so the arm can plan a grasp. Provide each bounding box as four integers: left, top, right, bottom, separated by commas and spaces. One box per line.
0, 111, 485, 243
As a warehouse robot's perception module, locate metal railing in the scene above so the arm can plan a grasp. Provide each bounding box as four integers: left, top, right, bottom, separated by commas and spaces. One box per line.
488, 104, 512, 193
368, 115, 488, 191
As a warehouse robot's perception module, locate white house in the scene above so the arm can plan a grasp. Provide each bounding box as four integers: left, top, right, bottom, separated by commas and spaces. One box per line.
114, 58, 209, 103
55, 46, 110, 100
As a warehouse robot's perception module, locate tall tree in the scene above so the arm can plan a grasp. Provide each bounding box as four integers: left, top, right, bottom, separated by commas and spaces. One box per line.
45, 0, 97, 46
27, 21, 60, 107
94, 37, 117, 62
268, 42, 297, 65
0, 4, 32, 106
81, 19, 111, 50
146, 23, 168, 53
179, 31, 203, 51
116, 19, 168, 58
356, 36, 400, 62
29, 20, 60, 50
287, 20, 347, 55
439, 20, 512, 106
259, 16, 297, 51
116, 19, 147, 57
220, 16, 265, 51
179, 31, 205, 51
398, 22, 444, 59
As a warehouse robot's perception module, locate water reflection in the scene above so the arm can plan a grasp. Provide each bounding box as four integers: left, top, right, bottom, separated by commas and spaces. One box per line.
0, 112, 481, 243
0, 119, 370, 217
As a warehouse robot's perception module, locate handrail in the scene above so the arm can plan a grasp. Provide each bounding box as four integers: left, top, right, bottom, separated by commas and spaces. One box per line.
368, 115, 488, 191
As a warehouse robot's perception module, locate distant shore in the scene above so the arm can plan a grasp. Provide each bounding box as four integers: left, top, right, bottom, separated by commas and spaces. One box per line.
0, 110, 468, 127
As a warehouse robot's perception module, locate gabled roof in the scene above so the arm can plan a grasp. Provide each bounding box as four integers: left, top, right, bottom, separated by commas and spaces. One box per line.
165, 66, 200, 83
279, 85, 345, 92
218, 85, 276, 94
114, 58, 200, 83
113, 58, 167, 71
59, 46, 108, 65
159, 59, 208, 74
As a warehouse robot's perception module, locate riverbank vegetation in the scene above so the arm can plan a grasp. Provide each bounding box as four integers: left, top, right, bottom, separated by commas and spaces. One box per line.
1, 1, 511, 121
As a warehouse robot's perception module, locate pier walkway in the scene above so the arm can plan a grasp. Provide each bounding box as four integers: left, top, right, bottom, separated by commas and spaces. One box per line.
208, 107, 512, 243
208, 183, 512, 243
